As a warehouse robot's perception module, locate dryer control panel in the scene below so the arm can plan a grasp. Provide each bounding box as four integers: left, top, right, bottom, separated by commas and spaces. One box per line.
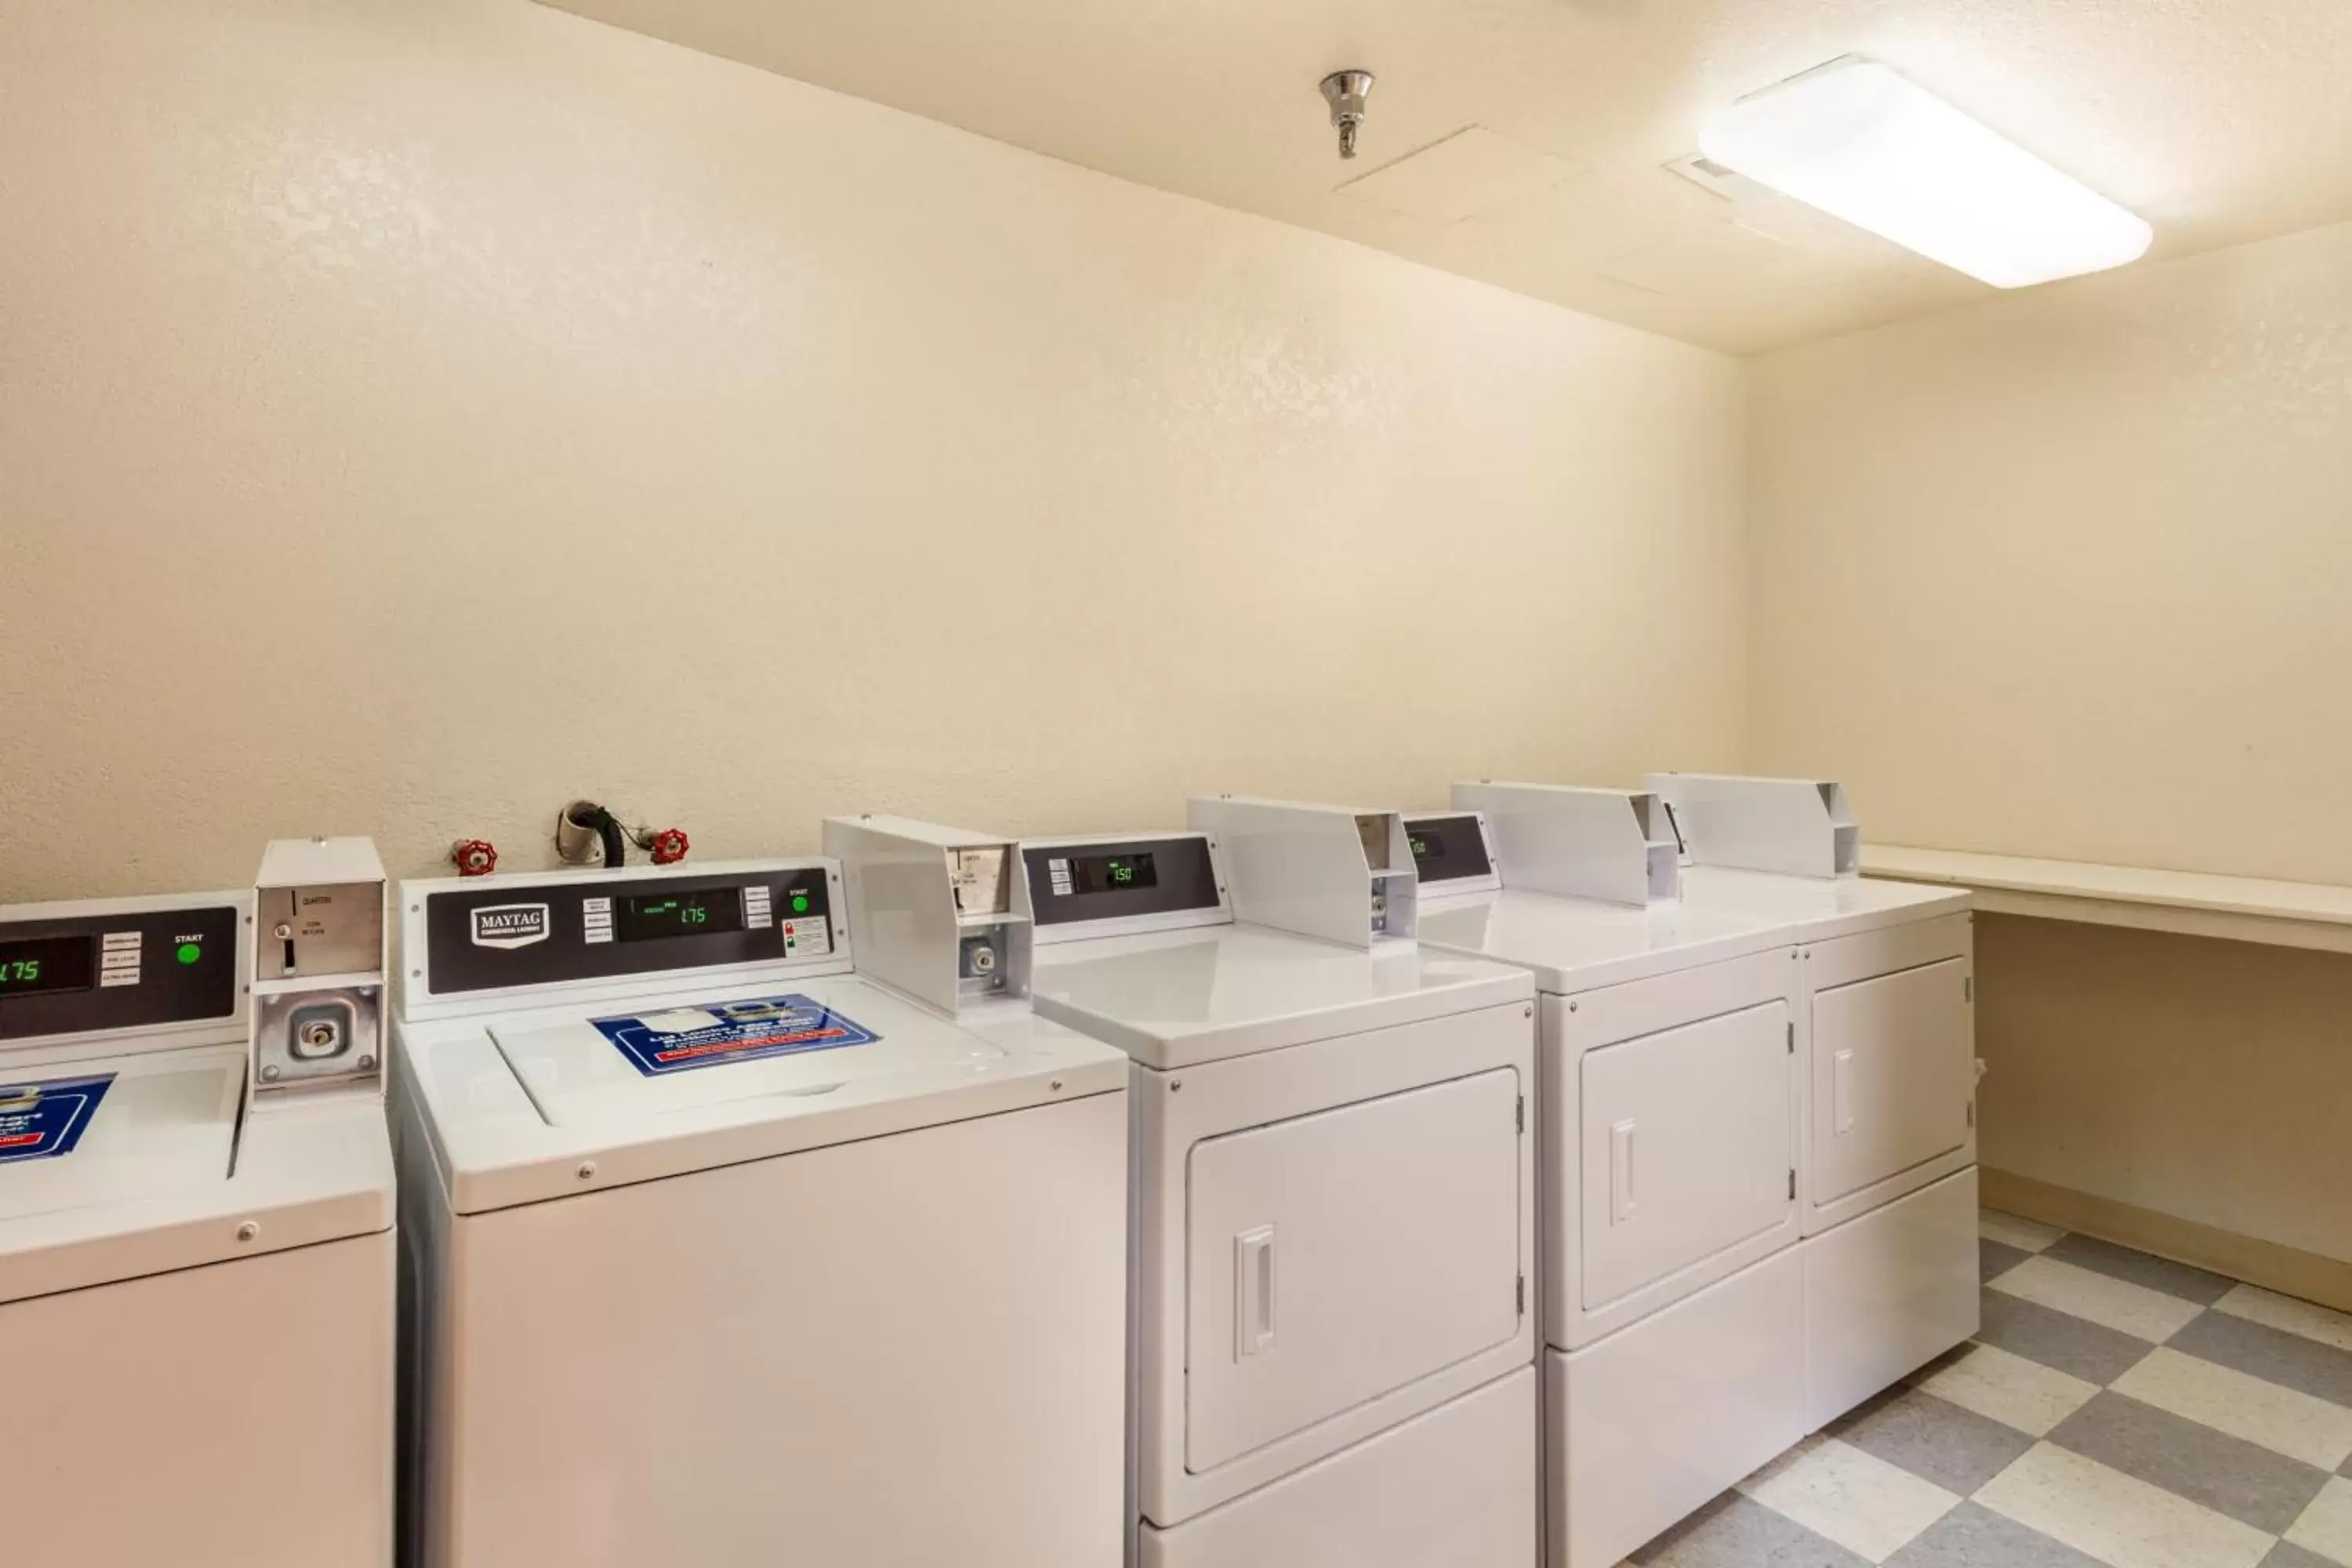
416, 864, 842, 998
0, 899, 243, 1044
1025, 836, 1226, 929
1403, 814, 1497, 891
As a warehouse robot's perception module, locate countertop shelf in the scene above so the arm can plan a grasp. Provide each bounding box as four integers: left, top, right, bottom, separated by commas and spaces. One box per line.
1863, 844, 2352, 955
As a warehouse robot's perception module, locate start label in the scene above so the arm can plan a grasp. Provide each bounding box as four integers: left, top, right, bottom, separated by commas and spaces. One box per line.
0, 1073, 115, 1164
594, 993, 880, 1077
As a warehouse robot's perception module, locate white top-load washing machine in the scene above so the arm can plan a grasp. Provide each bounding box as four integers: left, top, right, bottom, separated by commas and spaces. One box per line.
392, 849, 1131, 1568
0, 837, 397, 1568
841, 800, 1541, 1568
1646, 774, 1980, 1428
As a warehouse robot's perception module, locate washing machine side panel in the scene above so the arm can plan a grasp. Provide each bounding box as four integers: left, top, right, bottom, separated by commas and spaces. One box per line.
394, 1051, 462, 1568
0, 1230, 396, 1568
435, 1091, 1130, 1568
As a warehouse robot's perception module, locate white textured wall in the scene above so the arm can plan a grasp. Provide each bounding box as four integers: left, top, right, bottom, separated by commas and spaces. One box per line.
1976, 914, 2352, 1265
1749, 217, 2352, 884
1749, 222, 2352, 1267
0, 0, 1747, 901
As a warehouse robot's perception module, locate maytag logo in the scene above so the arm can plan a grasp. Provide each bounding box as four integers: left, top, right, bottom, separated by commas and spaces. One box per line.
470, 903, 551, 949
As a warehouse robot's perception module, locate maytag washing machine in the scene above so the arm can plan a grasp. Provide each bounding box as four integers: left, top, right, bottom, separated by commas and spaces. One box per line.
0, 837, 397, 1568
392, 850, 1130, 1568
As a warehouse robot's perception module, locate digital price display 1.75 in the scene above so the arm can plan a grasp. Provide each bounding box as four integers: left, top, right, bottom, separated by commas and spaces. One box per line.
0, 936, 98, 998
615, 891, 747, 944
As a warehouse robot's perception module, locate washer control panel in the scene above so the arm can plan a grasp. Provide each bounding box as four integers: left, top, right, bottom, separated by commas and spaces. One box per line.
420, 864, 841, 997
0, 902, 241, 1043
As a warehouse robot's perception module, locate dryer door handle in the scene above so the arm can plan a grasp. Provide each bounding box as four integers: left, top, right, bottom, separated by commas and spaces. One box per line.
1610, 1118, 1639, 1224
1235, 1225, 1276, 1359
1833, 1048, 1857, 1135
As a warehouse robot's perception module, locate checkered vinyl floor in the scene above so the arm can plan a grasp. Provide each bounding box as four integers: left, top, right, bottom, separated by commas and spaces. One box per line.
1626, 1212, 2352, 1568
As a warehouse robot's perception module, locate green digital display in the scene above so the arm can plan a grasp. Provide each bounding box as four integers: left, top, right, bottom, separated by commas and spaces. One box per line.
1070, 852, 1158, 895
0, 936, 96, 997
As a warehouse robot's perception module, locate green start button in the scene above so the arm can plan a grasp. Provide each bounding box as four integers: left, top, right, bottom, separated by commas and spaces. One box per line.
176, 942, 202, 965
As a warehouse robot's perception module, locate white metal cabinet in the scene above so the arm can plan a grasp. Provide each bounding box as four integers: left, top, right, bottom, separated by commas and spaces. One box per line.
1187, 1068, 1523, 1472
1579, 1003, 1794, 1311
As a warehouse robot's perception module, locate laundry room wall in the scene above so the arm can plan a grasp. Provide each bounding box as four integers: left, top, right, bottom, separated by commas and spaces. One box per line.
1745, 220, 2352, 1285
1747, 217, 2352, 886
0, 0, 1747, 902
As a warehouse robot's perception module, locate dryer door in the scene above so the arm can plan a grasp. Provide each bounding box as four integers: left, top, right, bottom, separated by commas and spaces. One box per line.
1810, 957, 1973, 1205
1184, 1067, 1522, 1473
1579, 1000, 1795, 1312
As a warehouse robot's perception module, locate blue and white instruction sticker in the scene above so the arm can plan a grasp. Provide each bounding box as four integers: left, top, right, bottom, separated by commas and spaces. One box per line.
593, 993, 880, 1077
0, 1073, 116, 1164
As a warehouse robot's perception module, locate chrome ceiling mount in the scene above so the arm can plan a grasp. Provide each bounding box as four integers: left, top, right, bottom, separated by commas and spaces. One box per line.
1319, 70, 1376, 159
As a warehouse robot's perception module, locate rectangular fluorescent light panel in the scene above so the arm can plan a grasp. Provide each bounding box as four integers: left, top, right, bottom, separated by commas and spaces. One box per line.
1699, 57, 2151, 288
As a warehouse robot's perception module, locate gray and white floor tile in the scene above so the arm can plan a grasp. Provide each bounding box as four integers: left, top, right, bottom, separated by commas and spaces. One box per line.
1622, 1210, 2352, 1568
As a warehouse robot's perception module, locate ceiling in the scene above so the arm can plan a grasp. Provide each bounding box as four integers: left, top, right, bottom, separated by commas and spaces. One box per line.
538, 0, 2352, 354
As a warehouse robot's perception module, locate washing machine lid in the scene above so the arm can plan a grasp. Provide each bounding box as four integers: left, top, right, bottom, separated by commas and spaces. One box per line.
1417, 888, 1798, 995
486, 974, 1026, 1129
1026, 924, 1531, 1071
0, 1044, 243, 1223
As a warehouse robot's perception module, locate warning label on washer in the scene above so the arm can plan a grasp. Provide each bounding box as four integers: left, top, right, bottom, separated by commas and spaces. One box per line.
0, 1073, 115, 1163
593, 993, 880, 1077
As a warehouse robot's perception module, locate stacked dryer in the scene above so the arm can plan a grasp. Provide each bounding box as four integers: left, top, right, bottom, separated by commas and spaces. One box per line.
1398, 779, 1978, 1568
1647, 773, 1980, 1429
842, 800, 1540, 1568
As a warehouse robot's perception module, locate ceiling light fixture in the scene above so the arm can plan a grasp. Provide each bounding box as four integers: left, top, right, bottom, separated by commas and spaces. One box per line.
1698, 56, 2152, 289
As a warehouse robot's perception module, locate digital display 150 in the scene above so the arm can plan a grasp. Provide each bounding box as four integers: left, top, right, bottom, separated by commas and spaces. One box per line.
1406, 816, 1493, 884
0, 936, 97, 998
1069, 852, 1158, 895
615, 891, 747, 943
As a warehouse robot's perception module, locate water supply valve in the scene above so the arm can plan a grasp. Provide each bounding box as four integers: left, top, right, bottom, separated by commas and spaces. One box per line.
452, 839, 499, 877
644, 827, 691, 866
